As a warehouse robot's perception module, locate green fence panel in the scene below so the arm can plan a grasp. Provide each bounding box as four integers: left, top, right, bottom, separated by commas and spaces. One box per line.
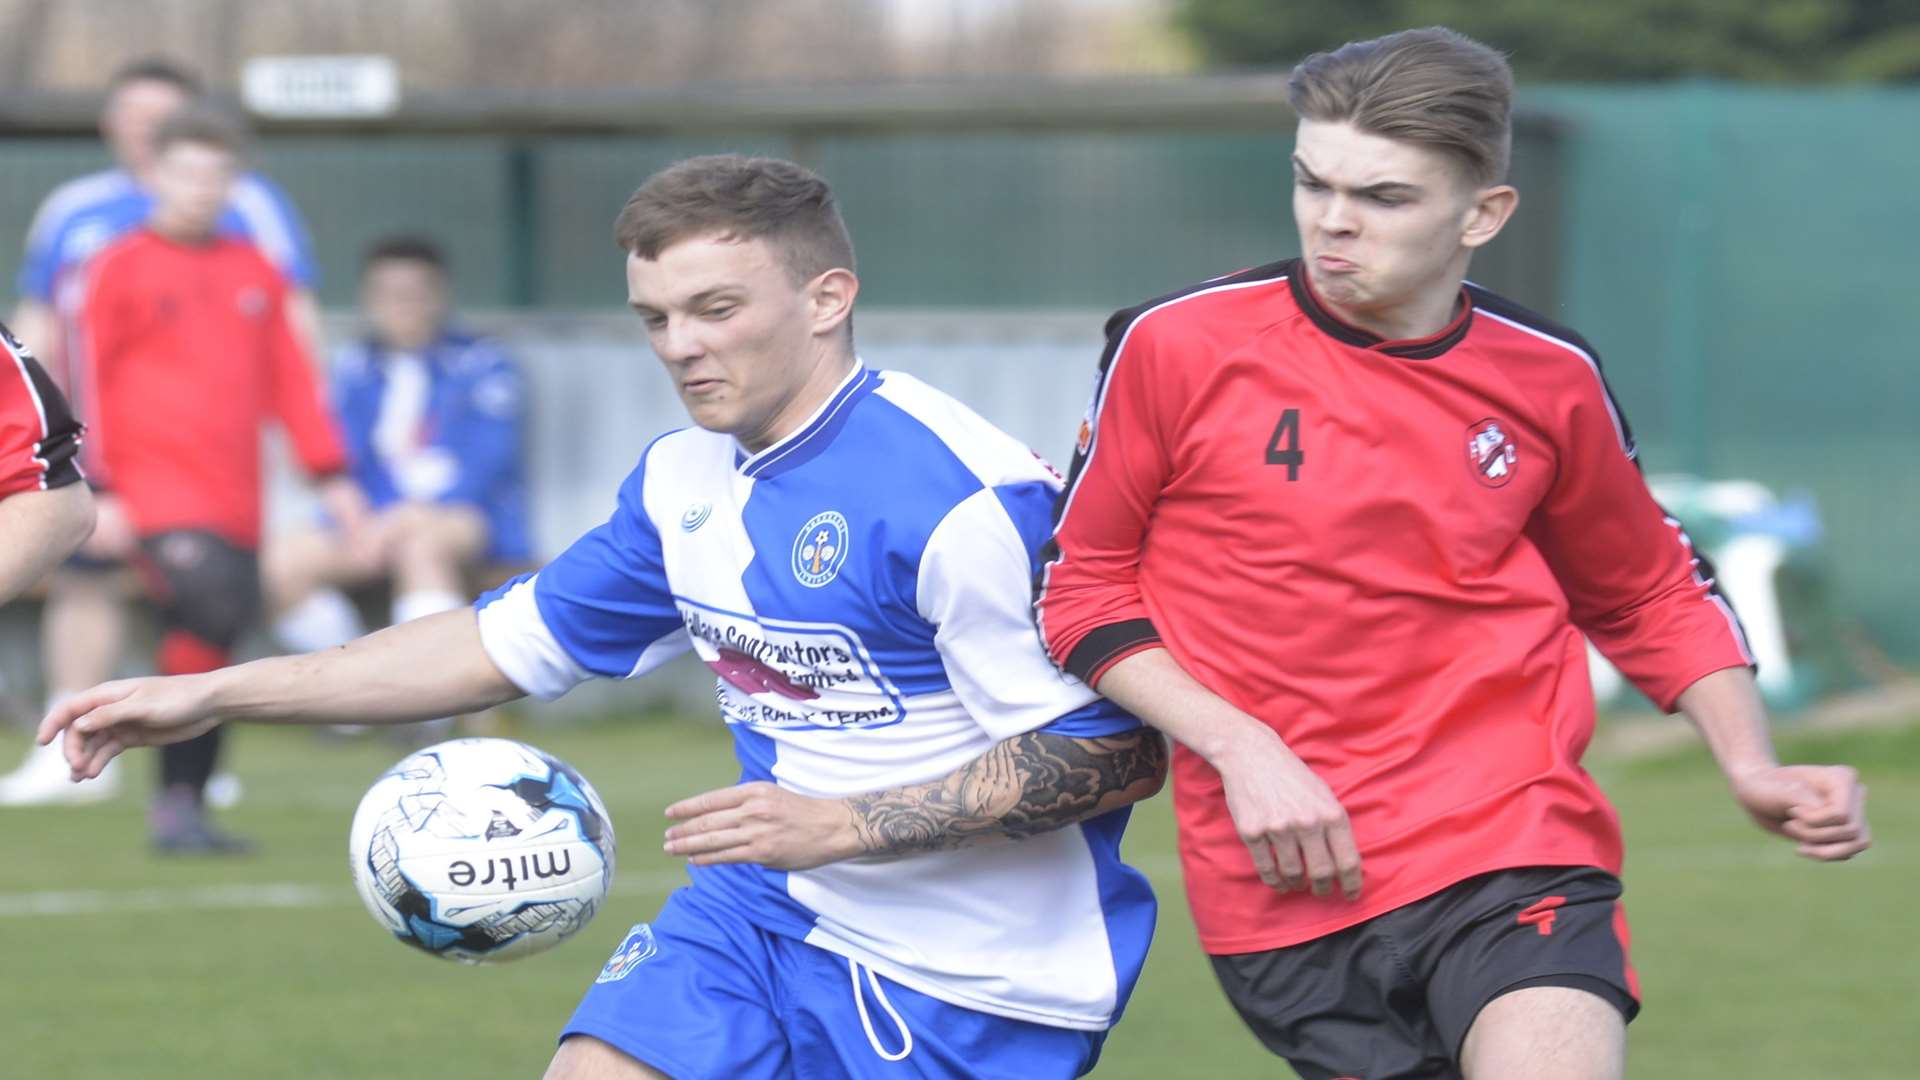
1535, 84, 1920, 663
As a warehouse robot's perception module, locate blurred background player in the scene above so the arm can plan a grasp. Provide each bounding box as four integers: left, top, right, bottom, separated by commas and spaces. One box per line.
265, 235, 529, 698
68, 105, 366, 853
0, 56, 323, 806
1036, 26, 1870, 1080
0, 325, 92, 607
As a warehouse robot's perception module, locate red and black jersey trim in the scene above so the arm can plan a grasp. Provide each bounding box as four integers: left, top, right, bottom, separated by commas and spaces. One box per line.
1465, 282, 1638, 454
1036, 260, 1293, 683
1290, 260, 1474, 359
2, 321, 84, 491
1464, 283, 1756, 673
1065, 619, 1165, 686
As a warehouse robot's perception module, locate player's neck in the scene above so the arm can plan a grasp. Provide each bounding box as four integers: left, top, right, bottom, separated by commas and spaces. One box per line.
1318, 276, 1465, 343
148, 215, 218, 246
738, 346, 858, 455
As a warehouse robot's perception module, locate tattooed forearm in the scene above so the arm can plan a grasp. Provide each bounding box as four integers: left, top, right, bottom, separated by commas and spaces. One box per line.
843, 729, 1168, 858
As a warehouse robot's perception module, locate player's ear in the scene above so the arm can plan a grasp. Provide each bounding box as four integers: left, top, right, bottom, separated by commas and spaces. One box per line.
807, 268, 858, 338
1461, 184, 1518, 251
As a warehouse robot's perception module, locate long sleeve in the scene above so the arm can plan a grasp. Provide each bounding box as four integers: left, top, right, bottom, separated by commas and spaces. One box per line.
1523, 360, 1754, 711
73, 252, 130, 490
265, 275, 347, 478
1035, 307, 1183, 686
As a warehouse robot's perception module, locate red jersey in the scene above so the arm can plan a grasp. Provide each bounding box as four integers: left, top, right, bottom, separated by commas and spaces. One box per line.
77, 229, 343, 546
0, 324, 84, 498
1037, 260, 1753, 954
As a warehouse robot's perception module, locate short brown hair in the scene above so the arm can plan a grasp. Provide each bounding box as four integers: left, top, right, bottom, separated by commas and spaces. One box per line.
363, 234, 448, 275
107, 57, 203, 98
1287, 27, 1513, 186
150, 104, 250, 157
612, 155, 855, 284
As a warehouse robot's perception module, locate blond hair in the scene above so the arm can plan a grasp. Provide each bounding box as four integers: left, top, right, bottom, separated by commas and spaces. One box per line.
1287, 27, 1514, 186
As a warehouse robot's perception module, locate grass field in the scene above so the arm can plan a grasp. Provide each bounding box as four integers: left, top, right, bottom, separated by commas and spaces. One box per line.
0, 712, 1913, 1078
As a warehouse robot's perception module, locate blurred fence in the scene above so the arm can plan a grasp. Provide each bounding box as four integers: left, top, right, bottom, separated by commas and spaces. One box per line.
1, 79, 1915, 671
1536, 85, 1920, 667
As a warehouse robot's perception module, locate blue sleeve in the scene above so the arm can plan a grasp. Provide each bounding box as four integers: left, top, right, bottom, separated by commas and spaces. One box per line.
228, 174, 319, 288
17, 214, 64, 302
1034, 699, 1142, 738
530, 453, 687, 679
474, 448, 691, 699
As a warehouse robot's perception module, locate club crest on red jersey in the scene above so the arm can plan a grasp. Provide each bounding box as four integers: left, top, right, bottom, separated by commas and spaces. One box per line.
1466, 418, 1518, 488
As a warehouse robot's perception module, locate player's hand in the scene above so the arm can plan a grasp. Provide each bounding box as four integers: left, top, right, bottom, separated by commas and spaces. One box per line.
1215, 726, 1363, 900
663, 781, 864, 871
79, 493, 135, 560
35, 676, 222, 781
1727, 763, 1870, 861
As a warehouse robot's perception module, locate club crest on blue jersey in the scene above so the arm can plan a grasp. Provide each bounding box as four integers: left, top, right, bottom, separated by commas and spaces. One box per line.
792, 511, 850, 588
680, 501, 713, 532
1466, 417, 1518, 488
596, 923, 659, 983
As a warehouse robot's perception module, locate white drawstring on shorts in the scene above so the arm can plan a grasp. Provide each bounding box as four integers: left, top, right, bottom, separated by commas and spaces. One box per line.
848, 958, 914, 1062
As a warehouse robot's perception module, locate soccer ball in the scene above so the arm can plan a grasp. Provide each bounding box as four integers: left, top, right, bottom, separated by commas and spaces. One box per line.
348, 737, 616, 964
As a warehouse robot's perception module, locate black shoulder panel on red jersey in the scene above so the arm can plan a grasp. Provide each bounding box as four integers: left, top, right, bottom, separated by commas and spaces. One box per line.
0, 320, 85, 490
1464, 282, 1636, 456
1101, 259, 1298, 343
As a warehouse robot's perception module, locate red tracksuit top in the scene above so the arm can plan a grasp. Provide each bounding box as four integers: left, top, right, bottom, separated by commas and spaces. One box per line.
1037, 259, 1753, 954
0, 326, 84, 498
77, 229, 344, 547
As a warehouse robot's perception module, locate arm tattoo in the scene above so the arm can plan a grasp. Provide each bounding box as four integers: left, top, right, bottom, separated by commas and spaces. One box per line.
844, 729, 1168, 858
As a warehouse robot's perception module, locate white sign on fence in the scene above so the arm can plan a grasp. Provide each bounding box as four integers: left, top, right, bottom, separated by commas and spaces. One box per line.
241, 55, 400, 119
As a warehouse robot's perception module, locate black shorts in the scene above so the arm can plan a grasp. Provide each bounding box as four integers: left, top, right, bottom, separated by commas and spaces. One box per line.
131, 530, 261, 648
1210, 866, 1638, 1080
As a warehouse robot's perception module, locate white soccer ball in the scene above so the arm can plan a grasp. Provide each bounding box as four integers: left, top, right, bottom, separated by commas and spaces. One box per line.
348, 737, 616, 964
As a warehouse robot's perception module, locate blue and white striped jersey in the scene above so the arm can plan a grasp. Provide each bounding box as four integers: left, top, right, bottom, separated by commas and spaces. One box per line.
476, 363, 1155, 1030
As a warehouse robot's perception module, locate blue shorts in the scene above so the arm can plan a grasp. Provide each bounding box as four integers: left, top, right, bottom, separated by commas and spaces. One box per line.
564, 887, 1108, 1079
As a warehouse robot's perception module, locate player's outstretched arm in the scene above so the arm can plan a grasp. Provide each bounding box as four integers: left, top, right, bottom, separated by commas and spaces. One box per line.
38, 608, 525, 781
661, 727, 1169, 872
1097, 647, 1364, 901
1677, 666, 1870, 861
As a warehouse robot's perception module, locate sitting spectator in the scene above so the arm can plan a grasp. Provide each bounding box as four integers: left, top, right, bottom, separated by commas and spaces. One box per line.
267, 237, 529, 670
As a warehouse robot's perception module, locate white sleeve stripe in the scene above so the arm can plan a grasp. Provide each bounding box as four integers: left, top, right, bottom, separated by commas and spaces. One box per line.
1474, 307, 1633, 458
1663, 516, 1758, 666
475, 576, 593, 701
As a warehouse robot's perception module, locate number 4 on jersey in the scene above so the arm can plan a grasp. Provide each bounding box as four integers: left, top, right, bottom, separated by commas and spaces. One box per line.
1265, 409, 1304, 480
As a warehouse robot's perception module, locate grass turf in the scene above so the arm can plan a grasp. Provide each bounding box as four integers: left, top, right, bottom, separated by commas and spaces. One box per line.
0, 715, 1912, 1078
